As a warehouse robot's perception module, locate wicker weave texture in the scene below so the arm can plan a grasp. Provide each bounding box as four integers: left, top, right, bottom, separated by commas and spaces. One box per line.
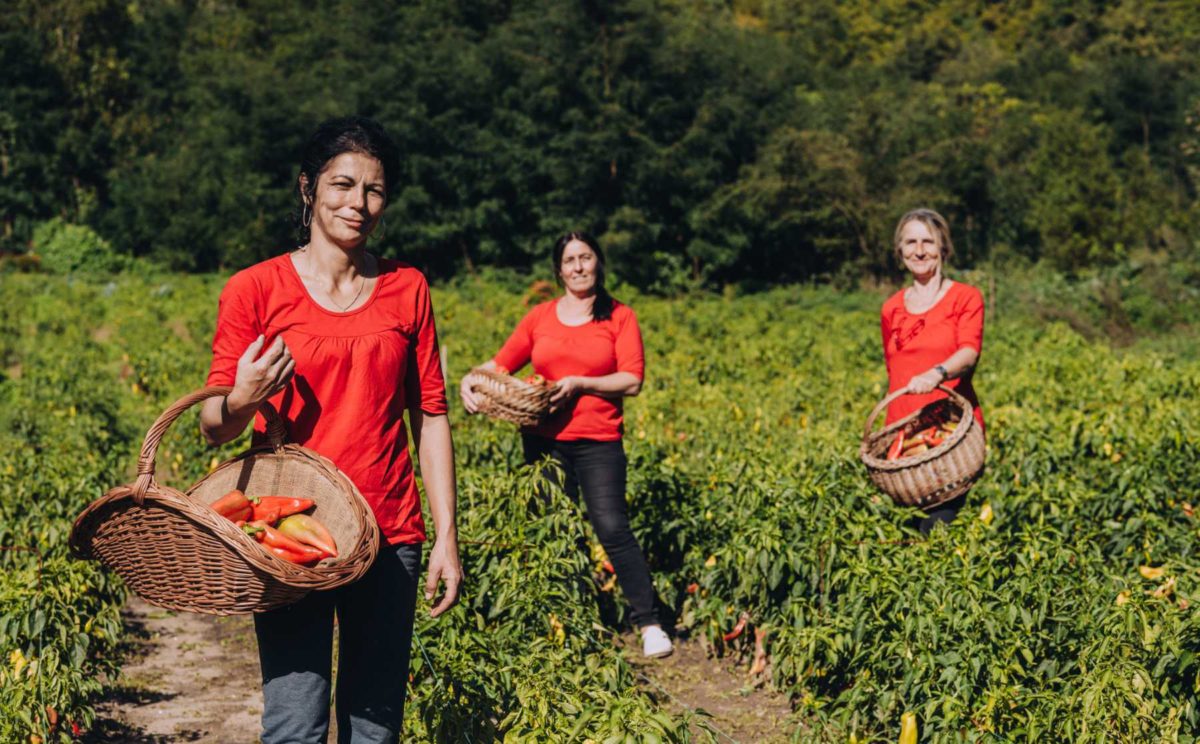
69, 387, 380, 615
859, 385, 987, 508
462, 368, 554, 426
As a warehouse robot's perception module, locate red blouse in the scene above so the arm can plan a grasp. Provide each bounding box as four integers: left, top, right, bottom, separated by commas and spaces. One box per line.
493, 299, 644, 441
880, 281, 985, 431
206, 255, 448, 545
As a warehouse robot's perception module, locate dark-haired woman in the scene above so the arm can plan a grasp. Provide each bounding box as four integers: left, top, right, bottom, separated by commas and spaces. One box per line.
881, 208, 985, 533
460, 233, 672, 658
199, 116, 461, 743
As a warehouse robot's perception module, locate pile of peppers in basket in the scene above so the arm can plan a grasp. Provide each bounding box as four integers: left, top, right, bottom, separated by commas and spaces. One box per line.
885, 419, 960, 461
209, 489, 338, 565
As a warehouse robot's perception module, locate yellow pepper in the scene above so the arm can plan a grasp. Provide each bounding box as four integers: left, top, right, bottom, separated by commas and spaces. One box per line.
899, 711, 918, 744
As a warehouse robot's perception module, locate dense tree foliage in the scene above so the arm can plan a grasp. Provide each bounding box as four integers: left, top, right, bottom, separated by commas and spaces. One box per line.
4, 0, 1199, 287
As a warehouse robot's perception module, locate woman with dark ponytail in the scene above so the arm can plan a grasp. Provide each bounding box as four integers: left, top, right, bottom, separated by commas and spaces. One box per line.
460, 232, 672, 658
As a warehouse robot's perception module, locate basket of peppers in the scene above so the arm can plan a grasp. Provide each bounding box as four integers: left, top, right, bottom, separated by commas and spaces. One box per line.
210, 490, 340, 565
859, 385, 986, 508
460, 365, 556, 426
70, 386, 380, 615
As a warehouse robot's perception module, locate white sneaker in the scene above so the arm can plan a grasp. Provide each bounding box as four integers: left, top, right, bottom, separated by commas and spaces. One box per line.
641, 625, 673, 658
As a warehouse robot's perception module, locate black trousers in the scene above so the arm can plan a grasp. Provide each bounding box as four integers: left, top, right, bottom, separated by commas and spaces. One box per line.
917, 493, 967, 535
522, 434, 660, 628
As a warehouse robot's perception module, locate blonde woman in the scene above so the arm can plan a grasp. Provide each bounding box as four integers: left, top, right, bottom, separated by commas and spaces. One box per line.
880, 208, 985, 532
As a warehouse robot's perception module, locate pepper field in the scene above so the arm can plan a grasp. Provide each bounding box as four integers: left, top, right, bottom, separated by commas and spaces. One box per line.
1, 270, 1198, 742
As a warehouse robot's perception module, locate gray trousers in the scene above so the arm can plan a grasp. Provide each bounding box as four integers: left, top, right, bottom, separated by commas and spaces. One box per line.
255, 542, 422, 744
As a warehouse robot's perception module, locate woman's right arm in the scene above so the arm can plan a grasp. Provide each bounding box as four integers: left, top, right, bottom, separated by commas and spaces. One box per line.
460, 309, 535, 414
200, 335, 295, 446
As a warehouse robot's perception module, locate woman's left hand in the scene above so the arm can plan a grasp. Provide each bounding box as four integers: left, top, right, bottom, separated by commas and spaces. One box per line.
906, 368, 945, 395
549, 376, 584, 410
425, 537, 462, 618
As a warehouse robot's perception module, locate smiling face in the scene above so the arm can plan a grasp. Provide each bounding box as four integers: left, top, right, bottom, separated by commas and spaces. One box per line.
559, 238, 599, 295
897, 218, 943, 280
301, 151, 387, 249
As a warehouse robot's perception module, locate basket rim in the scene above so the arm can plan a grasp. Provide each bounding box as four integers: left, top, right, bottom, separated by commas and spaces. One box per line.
186, 442, 379, 570
463, 367, 556, 400
71, 445, 379, 587
859, 385, 975, 471
463, 367, 554, 425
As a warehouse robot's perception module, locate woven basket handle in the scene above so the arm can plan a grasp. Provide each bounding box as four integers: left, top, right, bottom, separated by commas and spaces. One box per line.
132, 386, 288, 504
862, 383, 973, 440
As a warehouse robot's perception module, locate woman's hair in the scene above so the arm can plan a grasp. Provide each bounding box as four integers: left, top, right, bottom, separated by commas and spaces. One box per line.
892, 208, 955, 263
552, 232, 614, 322
294, 116, 401, 245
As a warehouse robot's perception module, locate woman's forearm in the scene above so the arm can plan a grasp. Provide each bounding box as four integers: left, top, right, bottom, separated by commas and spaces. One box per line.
905, 346, 980, 394
938, 347, 979, 380
412, 411, 458, 543
199, 391, 260, 447
574, 371, 642, 399
413, 410, 461, 618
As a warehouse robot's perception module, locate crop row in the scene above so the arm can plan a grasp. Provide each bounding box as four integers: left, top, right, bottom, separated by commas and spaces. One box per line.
3, 271, 1199, 741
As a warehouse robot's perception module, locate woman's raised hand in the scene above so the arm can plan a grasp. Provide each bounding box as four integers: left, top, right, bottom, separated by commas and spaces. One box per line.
228, 335, 295, 413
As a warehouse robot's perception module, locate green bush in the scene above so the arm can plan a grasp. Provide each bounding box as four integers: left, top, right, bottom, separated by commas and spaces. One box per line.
31, 219, 131, 275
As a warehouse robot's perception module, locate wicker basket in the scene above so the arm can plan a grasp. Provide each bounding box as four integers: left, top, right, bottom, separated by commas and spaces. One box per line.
859, 385, 986, 508
462, 368, 555, 426
69, 386, 380, 615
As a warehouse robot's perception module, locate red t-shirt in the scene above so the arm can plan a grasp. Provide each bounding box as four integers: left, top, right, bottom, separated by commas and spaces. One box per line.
493, 299, 644, 441
881, 281, 985, 431
206, 254, 448, 545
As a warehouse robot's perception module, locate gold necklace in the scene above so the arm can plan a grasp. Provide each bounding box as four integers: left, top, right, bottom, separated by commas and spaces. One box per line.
298, 247, 367, 312
329, 273, 366, 312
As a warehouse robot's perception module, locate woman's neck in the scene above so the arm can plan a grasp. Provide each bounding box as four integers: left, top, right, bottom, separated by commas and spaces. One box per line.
299, 238, 368, 281
560, 287, 596, 309
910, 268, 944, 295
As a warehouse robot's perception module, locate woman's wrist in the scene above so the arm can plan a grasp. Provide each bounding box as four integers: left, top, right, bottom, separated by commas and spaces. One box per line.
224, 389, 257, 419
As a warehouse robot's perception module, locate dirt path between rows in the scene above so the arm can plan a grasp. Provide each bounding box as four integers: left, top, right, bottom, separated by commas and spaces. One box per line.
86, 597, 262, 743
88, 599, 794, 742
624, 633, 796, 743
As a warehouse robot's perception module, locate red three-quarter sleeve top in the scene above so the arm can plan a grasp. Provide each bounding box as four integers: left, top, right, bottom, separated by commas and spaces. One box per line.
493, 299, 644, 442
881, 281, 985, 432
206, 255, 448, 545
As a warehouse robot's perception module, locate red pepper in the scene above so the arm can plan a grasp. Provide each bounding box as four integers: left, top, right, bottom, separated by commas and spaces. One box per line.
277, 514, 338, 558
210, 489, 252, 522
886, 431, 905, 461
602, 559, 615, 574
686, 582, 699, 595
248, 520, 325, 563
250, 496, 315, 521
253, 505, 281, 526
723, 612, 750, 642
266, 544, 322, 565
920, 426, 944, 447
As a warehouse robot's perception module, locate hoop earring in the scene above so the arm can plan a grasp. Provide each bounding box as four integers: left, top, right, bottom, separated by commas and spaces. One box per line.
302, 203, 312, 227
